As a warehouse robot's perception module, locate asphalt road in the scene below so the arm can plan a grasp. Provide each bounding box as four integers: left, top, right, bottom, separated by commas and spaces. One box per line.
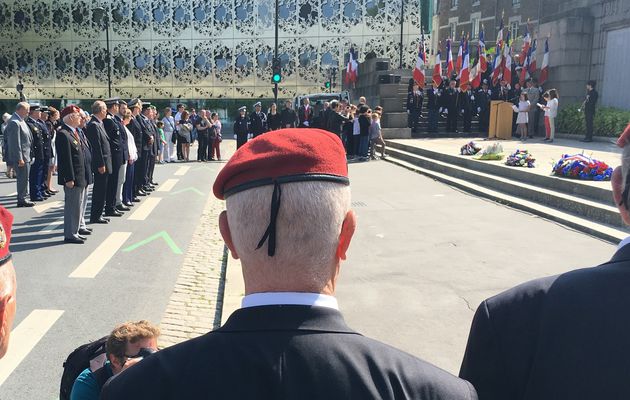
0, 154, 226, 399
337, 159, 616, 374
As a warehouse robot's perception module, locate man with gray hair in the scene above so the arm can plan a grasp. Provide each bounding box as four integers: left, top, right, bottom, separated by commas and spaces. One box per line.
86, 101, 113, 224
102, 129, 477, 399
4, 102, 34, 207
459, 130, 630, 399
0, 206, 16, 359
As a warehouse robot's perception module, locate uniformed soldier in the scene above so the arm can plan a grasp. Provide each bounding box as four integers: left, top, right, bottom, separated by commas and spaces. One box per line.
234, 106, 249, 149
475, 80, 492, 134
444, 80, 460, 133
25, 105, 47, 201
128, 99, 148, 197
249, 102, 268, 138
461, 87, 475, 133
427, 81, 442, 133
103, 98, 124, 217
406, 83, 423, 134
147, 105, 159, 187
492, 79, 511, 101
37, 107, 54, 196
139, 103, 156, 193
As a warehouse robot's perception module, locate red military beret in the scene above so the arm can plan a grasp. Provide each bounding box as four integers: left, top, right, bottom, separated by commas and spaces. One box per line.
60, 105, 81, 120
0, 206, 14, 266
213, 128, 349, 256
213, 128, 349, 200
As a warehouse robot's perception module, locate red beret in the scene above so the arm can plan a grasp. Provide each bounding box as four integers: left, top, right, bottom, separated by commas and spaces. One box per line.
60, 105, 81, 120
213, 128, 349, 200
0, 206, 14, 265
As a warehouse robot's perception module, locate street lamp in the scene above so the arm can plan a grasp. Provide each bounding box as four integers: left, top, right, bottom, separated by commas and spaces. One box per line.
94, 7, 112, 98
15, 79, 25, 102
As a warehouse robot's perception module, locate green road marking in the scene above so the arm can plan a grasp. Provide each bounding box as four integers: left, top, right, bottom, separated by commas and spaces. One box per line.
122, 231, 183, 254
171, 187, 204, 196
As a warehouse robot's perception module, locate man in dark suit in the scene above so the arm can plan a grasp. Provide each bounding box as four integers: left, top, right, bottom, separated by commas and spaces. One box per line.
101, 129, 477, 400
103, 98, 124, 217
233, 106, 249, 149
280, 100, 298, 128
25, 105, 47, 202
138, 104, 156, 193
297, 97, 313, 127
85, 101, 112, 224
582, 80, 598, 142
127, 99, 147, 197
56, 105, 88, 244
249, 102, 268, 138
459, 139, 630, 399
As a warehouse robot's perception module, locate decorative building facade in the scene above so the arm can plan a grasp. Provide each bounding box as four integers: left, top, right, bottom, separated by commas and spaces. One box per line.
430, 0, 630, 109
0, 0, 423, 100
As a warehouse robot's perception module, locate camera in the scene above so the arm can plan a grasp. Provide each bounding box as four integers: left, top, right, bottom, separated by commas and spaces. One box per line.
136, 347, 157, 358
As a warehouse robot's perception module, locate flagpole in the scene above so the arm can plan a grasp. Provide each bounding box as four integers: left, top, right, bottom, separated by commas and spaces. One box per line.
399, 0, 405, 69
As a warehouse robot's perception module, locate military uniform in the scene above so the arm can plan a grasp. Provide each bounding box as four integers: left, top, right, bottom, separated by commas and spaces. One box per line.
234, 107, 249, 149
26, 112, 46, 201
461, 90, 475, 133
407, 90, 424, 133
475, 85, 492, 134
427, 86, 442, 133
103, 110, 124, 216
444, 86, 460, 132
249, 102, 268, 138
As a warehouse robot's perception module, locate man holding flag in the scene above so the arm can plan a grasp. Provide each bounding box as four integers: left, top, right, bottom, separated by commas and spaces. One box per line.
413, 34, 427, 86
345, 47, 358, 87
446, 39, 454, 78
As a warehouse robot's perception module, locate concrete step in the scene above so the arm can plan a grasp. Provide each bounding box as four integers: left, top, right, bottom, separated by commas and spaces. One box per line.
381, 148, 627, 244
386, 140, 614, 206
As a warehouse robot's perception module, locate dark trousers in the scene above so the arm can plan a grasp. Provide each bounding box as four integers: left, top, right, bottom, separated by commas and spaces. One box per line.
197, 134, 209, 161
410, 109, 421, 133
585, 111, 595, 140
177, 137, 183, 159
463, 111, 472, 133
134, 152, 146, 192
29, 158, 44, 200
479, 110, 490, 134
236, 134, 248, 149
90, 172, 108, 221
147, 154, 155, 183
446, 109, 458, 132
105, 163, 121, 211
428, 108, 439, 132
123, 163, 135, 203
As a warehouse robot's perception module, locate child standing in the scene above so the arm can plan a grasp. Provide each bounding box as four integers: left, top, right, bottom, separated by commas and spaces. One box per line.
513, 92, 530, 141
156, 121, 167, 164
539, 89, 559, 143
369, 112, 386, 159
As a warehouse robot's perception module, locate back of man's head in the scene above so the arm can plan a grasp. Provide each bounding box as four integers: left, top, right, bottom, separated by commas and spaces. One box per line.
227, 181, 350, 293
0, 206, 15, 359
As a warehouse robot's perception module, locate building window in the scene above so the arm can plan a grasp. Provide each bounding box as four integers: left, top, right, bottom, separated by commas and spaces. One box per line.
510, 21, 519, 39
472, 0, 480, 5
471, 17, 479, 39
512, 0, 521, 6
433, 0, 439, 15
451, 0, 458, 9
449, 22, 457, 38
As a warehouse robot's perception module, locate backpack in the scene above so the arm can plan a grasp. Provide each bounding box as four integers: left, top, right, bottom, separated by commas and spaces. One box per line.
59, 336, 109, 400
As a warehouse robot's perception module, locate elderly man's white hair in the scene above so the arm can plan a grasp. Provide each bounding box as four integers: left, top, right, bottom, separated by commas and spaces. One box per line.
227, 181, 350, 291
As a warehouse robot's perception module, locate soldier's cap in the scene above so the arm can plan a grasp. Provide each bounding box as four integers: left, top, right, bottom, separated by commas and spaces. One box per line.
213, 128, 349, 257
104, 97, 121, 106
482, 79, 489, 85
128, 98, 141, 108
142, 102, 153, 110
118, 99, 127, 106
254, 102, 262, 108
40, 106, 49, 113
238, 106, 246, 112
0, 206, 14, 267
60, 105, 81, 119
28, 104, 41, 112
177, 103, 186, 109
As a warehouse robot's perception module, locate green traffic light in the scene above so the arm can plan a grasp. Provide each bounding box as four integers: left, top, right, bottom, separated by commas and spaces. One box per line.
272, 73, 282, 83
325, 81, 331, 88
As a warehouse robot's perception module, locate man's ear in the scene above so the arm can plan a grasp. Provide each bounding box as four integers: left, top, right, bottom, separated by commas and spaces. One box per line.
219, 211, 239, 259
612, 167, 630, 225
336, 210, 357, 261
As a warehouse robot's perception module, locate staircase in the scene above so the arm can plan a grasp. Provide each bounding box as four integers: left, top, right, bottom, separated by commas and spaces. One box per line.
382, 140, 627, 244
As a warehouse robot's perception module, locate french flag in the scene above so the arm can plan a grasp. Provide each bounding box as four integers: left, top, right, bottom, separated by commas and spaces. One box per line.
520, 25, 531, 66
528, 39, 537, 74
446, 39, 454, 77
470, 57, 481, 89
539, 39, 549, 84
345, 47, 358, 85
491, 20, 504, 85
456, 35, 464, 77
433, 50, 443, 87
502, 32, 512, 85
459, 39, 470, 91
413, 35, 426, 86
519, 47, 530, 86
479, 28, 487, 73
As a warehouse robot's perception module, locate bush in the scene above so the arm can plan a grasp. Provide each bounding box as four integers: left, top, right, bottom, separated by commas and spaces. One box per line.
557, 103, 630, 137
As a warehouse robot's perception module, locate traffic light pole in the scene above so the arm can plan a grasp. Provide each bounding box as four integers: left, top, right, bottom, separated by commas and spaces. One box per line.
274, 0, 279, 104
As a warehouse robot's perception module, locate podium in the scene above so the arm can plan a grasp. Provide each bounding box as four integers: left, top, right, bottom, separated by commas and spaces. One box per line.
489, 101, 513, 140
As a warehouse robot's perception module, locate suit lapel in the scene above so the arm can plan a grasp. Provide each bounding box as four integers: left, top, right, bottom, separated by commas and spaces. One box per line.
609, 243, 630, 264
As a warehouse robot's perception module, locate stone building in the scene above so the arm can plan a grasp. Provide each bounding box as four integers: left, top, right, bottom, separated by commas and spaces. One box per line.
0, 0, 423, 101
430, 0, 630, 109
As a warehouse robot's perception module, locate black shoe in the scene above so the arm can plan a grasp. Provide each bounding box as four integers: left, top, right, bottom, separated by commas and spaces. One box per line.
116, 205, 130, 212
31, 197, 45, 202
90, 218, 109, 224
143, 186, 154, 192
150, 181, 158, 186
79, 227, 93, 234
105, 209, 123, 217
17, 201, 35, 207
581, 138, 593, 142
132, 197, 141, 202
123, 202, 134, 207
64, 237, 85, 244
77, 234, 87, 241
136, 190, 147, 196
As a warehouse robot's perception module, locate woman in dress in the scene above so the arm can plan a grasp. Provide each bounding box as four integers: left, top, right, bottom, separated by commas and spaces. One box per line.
178, 111, 192, 161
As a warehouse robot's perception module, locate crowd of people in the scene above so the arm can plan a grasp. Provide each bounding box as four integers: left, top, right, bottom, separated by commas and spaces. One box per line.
0, 99, 223, 244
233, 96, 387, 161
0, 121, 627, 398
407, 75, 599, 143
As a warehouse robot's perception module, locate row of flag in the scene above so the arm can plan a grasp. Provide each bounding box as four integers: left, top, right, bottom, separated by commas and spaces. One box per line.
412, 23, 550, 91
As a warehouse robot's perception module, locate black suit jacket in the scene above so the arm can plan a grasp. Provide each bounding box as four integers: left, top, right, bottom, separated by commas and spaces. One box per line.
298, 105, 313, 127
103, 113, 124, 168
114, 115, 130, 162
55, 124, 86, 188
460, 244, 630, 400
102, 305, 477, 400
128, 115, 143, 152
86, 116, 112, 174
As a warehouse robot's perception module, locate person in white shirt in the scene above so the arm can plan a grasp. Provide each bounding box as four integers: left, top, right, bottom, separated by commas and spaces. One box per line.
539, 89, 559, 143
513, 92, 531, 141
161, 107, 176, 162
121, 110, 138, 207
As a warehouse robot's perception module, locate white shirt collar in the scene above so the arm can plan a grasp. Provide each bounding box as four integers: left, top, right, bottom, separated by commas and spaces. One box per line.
241, 292, 339, 310
617, 236, 630, 250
